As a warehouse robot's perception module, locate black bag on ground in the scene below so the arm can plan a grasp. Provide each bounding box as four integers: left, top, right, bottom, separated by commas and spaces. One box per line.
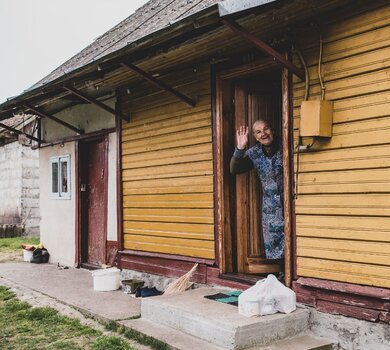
30, 248, 50, 263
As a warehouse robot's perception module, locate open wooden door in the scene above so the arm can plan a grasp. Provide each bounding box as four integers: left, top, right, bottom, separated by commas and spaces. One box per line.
78, 137, 108, 267
234, 76, 281, 274
215, 60, 291, 283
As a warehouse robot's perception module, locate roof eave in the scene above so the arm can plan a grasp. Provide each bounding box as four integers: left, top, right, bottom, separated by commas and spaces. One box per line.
0, 3, 221, 118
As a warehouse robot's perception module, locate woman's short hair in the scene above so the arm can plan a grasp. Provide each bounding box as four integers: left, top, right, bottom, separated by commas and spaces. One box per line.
252, 119, 270, 130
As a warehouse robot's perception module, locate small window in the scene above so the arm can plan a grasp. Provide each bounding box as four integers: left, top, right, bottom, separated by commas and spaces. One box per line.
50, 155, 70, 199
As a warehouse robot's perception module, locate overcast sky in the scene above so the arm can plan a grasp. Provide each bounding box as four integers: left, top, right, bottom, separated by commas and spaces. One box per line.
0, 0, 149, 104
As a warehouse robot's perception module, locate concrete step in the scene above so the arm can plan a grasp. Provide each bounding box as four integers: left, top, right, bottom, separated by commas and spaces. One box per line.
251, 334, 333, 350
140, 287, 311, 350
120, 318, 225, 350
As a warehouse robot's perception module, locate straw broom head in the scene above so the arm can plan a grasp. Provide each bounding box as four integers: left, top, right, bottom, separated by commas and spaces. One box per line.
164, 263, 199, 294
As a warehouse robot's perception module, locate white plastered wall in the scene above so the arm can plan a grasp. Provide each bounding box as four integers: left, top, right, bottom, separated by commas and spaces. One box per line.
39, 99, 117, 266
107, 132, 117, 242
42, 98, 116, 142
39, 142, 76, 266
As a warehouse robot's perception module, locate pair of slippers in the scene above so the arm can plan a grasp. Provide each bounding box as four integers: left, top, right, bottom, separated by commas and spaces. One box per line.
135, 286, 163, 298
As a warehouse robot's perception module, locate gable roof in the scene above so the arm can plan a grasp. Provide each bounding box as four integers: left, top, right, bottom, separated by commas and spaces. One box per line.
0, 0, 352, 119
30, 0, 220, 91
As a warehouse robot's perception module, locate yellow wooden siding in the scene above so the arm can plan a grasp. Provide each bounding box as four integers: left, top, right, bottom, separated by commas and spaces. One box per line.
293, 3, 390, 288
121, 64, 215, 259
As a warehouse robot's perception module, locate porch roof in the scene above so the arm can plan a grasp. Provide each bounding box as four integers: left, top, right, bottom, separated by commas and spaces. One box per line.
0, 0, 223, 118
0, 0, 351, 122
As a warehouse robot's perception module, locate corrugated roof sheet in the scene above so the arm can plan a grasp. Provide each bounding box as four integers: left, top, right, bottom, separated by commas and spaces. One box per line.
30, 0, 221, 91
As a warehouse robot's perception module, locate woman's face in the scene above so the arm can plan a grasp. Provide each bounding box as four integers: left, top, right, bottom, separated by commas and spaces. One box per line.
253, 121, 274, 146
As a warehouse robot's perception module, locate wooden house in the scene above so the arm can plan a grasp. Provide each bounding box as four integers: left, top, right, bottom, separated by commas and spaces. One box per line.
0, 0, 388, 325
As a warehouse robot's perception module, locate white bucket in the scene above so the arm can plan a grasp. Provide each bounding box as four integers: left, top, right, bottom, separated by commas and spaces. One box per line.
92, 268, 121, 292
23, 249, 33, 262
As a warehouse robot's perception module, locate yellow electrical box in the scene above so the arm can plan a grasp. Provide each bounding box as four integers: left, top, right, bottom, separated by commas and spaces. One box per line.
300, 100, 333, 137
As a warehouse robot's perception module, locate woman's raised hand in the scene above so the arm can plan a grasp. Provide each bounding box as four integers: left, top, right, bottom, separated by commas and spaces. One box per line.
236, 126, 249, 150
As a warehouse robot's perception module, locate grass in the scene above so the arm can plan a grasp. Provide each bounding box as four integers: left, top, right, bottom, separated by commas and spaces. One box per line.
105, 321, 170, 350
0, 237, 170, 349
0, 286, 137, 350
0, 236, 40, 252
0, 236, 40, 263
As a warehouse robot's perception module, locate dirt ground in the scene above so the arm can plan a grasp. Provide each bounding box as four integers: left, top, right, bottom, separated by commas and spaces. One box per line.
0, 250, 22, 263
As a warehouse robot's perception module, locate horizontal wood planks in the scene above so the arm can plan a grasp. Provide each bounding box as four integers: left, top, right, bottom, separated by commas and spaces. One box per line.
120, 63, 215, 259
293, 3, 390, 288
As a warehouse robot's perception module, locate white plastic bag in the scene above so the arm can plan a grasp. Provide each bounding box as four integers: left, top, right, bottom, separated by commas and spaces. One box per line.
238, 274, 296, 317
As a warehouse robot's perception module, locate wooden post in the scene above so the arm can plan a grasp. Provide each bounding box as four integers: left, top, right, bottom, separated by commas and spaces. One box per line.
64, 86, 130, 122
282, 66, 293, 287
120, 62, 196, 107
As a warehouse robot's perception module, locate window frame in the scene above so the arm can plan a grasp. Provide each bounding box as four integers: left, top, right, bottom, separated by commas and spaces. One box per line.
50, 155, 71, 199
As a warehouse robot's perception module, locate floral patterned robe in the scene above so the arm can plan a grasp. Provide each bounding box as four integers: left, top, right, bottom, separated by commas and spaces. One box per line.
232, 143, 284, 260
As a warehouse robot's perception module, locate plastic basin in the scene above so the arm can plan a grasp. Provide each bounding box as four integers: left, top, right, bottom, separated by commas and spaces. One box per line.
23, 249, 33, 262
91, 268, 121, 292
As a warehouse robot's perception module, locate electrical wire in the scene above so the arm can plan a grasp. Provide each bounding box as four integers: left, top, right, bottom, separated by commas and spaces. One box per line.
291, 38, 309, 199
317, 26, 326, 100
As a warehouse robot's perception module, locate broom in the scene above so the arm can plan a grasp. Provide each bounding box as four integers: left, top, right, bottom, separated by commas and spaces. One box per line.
164, 263, 199, 294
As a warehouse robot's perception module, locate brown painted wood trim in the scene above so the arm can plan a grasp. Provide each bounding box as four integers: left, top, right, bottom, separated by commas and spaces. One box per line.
120, 249, 215, 266
218, 59, 278, 80
293, 279, 390, 323
24, 103, 84, 134
120, 253, 208, 283
208, 268, 252, 290
120, 62, 196, 107
282, 66, 292, 287
211, 65, 220, 269
214, 59, 291, 277
75, 141, 81, 267
64, 86, 130, 121
0, 121, 42, 143
119, 254, 249, 289
316, 300, 382, 323
296, 277, 390, 300
221, 18, 305, 81
214, 72, 228, 274
115, 93, 124, 260
35, 127, 116, 149
289, 66, 298, 281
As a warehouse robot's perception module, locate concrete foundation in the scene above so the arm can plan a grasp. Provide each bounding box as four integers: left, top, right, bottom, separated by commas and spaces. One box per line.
121, 268, 177, 292
309, 307, 390, 350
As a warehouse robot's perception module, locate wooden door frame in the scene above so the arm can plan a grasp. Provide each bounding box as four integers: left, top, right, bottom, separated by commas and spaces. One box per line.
75, 135, 109, 267
213, 58, 294, 286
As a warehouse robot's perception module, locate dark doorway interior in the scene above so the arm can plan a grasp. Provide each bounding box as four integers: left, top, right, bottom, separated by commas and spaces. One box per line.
232, 71, 282, 275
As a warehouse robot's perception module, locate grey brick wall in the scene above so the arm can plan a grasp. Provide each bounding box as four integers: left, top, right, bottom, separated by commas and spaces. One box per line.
0, 141, 40, 236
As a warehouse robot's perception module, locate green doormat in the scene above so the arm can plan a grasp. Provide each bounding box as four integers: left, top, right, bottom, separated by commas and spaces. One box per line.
204, 290, 242, 306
